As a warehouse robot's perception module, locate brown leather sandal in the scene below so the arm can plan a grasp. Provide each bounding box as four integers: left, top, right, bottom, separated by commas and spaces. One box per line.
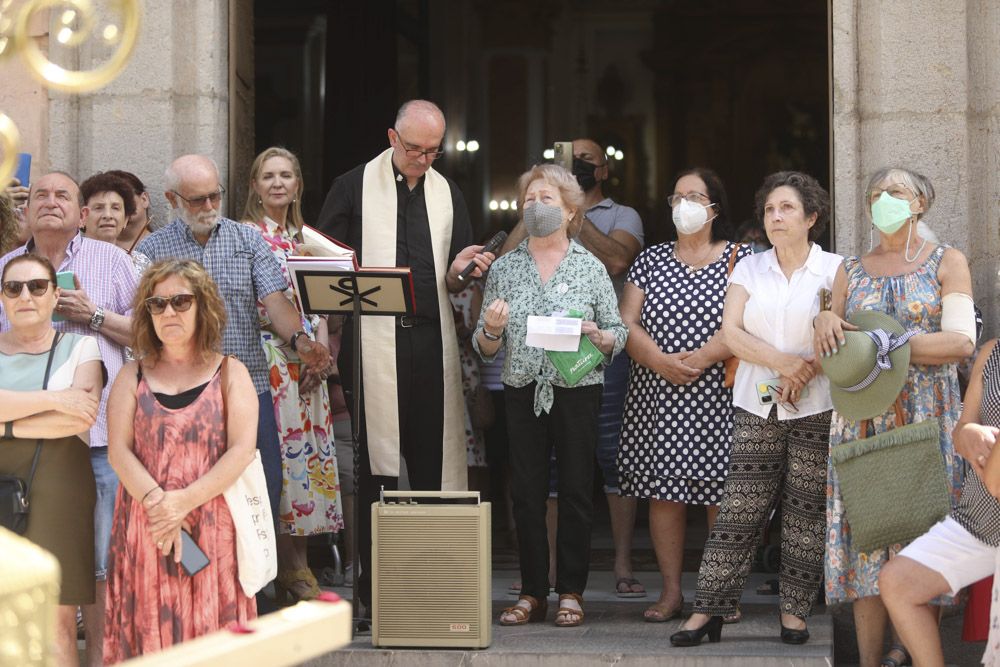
554, 593, 584, 627
499, 594, 547, 626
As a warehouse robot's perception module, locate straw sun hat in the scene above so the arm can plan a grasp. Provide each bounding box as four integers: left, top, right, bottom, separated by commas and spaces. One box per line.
820, 310, 916, 421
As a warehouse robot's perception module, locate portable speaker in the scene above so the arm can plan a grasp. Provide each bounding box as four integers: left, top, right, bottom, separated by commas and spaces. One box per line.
372, 490, 491, 648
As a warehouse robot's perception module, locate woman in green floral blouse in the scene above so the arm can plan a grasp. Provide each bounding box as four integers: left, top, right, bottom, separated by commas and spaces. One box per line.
474, 164, 627, 628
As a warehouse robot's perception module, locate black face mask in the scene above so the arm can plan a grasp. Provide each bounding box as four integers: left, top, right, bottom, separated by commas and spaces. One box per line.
572, 157, 599, 192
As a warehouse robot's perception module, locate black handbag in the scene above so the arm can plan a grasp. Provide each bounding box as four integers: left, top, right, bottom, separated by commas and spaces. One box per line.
0, 332, 62, 535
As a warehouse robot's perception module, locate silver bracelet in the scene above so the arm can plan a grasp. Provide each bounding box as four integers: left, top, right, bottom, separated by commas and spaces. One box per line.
482, 329, 502, 342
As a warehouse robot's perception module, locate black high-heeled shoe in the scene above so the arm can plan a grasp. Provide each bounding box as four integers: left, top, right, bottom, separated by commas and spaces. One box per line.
670, 615, 724, 647
779, 621, 810, 645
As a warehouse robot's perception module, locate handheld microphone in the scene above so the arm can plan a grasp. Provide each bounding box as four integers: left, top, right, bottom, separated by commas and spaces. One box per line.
457, 230, 507, 282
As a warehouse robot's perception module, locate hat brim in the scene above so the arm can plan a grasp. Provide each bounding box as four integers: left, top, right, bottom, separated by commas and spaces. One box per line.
827, 310, 910, 421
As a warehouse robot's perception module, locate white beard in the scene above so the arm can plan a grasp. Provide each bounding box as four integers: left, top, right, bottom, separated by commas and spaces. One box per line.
176, 206, 220, 236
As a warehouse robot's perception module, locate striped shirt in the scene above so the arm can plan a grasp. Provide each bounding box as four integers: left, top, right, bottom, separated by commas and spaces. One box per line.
136, 217, 288, 394
952, 342, 1000, 545
0, 233, 138, 448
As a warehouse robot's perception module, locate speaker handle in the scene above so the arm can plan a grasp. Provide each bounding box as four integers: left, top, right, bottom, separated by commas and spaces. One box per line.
379, 489, 481, 504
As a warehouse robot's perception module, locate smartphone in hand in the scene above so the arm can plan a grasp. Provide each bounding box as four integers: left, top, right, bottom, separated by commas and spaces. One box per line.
52, 271, 74, 322
14, 153, 31, 189
178, 530, 210, 576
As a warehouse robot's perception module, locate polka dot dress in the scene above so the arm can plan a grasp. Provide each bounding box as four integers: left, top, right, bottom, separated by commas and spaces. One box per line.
618, 241, 752, 505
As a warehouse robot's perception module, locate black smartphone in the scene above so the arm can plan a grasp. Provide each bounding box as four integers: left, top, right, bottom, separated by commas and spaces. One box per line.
178, 530, 210, 576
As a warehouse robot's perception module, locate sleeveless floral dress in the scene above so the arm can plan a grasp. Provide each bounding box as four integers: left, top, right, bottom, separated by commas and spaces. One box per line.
104, 366, 255, 662
825, 245, 964, 603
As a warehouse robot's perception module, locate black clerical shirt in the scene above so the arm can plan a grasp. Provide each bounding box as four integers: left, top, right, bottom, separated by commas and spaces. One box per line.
315, 162, 473, 320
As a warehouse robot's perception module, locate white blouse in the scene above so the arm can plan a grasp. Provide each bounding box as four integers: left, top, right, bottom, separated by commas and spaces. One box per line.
729, 244, 843, 420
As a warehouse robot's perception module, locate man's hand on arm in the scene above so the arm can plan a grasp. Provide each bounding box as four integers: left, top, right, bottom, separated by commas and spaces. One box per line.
261, 291, 331, 368
576, 217, 641, 277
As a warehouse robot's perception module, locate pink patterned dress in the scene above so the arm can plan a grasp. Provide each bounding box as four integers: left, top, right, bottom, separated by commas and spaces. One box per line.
103, 367, 255, 663
249, 217, 343, 535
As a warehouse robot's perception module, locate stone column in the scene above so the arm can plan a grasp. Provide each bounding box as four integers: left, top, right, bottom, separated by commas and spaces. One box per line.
832, 0, 1000, 336
35, 0, 232, 221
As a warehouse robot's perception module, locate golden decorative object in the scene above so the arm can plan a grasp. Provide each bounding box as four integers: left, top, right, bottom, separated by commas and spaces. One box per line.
0, 0, 140, 188
0, 526, 61, 667
0, 113, 21, 191
14, 0, 141, 93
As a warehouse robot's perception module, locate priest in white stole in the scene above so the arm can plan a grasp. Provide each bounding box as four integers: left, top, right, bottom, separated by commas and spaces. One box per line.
315, 100, 495, 609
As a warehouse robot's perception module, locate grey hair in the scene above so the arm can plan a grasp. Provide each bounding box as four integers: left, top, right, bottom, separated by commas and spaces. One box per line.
864, 167, 935, 220
395, 99, 446, 134
164, 155, 220, 193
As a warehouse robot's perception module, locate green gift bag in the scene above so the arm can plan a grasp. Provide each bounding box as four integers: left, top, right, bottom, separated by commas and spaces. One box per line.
546, 335, 604, 386
831, 401, 950, 553
545, 310, 605, 386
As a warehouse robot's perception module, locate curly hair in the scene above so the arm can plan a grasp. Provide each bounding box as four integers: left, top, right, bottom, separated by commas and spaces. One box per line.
673, 167, 734, 242
241, 147, 305, 233
80, 172, 137, 218
753, 171, 830, 242
131, 259, 227, 363
517, 164, 586, 237
0, 193, 20, 257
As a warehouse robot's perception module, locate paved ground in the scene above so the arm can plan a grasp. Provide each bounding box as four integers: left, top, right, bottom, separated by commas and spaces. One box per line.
311, 569, 985, 667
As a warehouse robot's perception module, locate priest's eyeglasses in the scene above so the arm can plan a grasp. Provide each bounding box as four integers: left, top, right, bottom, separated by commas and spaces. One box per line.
393, 128, 444, 159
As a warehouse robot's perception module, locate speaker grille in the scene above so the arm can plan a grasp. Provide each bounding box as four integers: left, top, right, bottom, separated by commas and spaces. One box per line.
373, 504, 490, 647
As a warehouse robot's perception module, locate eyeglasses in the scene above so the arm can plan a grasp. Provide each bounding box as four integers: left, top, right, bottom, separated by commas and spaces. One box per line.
1, 279, 52, 298
667, 192, 711, 207
145, 293, 196, 315
172, 187, 225, 208
393, 128, 444, 159
868, 185, 915, 203
766, 384, 800, 413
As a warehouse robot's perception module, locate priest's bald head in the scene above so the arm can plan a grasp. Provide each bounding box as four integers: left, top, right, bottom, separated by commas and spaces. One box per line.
387, 100, 446, 185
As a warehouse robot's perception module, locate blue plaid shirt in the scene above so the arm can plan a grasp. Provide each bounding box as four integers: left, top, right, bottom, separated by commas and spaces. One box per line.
136, 217, 287, 394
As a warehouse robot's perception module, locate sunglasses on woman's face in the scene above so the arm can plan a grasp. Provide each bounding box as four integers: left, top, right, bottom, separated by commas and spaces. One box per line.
1, 279, 53, 298
144, 293, 196, 315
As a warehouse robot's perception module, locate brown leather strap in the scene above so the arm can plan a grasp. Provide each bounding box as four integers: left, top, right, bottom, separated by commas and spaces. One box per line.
727, 242, 742, 276
858, 397, 906, 437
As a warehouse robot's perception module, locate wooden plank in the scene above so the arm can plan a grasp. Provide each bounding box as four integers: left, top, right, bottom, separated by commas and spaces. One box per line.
125, 598, 352, 666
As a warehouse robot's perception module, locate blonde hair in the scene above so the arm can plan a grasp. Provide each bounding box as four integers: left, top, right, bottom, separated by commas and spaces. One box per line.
517, 164, 585, 237
131, 259, 226, 363
241, 147, 305, 233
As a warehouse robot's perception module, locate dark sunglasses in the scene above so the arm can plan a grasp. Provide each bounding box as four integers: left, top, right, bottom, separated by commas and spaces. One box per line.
144, 293, 196, 315
2, 279, 53, 298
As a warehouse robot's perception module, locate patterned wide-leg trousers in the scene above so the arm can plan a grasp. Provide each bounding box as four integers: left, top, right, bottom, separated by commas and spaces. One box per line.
692, 407, 831, 619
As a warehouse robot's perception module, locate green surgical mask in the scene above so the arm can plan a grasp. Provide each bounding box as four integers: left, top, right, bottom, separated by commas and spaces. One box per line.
870, 191, 914, 235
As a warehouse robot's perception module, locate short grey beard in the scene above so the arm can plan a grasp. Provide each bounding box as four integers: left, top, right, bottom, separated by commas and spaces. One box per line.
176, 206, 219, 236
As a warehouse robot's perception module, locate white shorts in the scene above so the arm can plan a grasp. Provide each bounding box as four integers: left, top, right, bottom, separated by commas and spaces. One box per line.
898, 516, 996, 596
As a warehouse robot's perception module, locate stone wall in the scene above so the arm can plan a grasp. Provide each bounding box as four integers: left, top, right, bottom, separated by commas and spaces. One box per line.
833, 0, 1000, 337
1, 1, 232, 223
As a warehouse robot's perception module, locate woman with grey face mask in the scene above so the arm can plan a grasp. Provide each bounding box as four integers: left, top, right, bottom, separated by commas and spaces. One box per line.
473, 164, 628, 629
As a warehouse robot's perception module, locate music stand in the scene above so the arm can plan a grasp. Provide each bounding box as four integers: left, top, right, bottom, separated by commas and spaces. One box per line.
291, 267, 415, 631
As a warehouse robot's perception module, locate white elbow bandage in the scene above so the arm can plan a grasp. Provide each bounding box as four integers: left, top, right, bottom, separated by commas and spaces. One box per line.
941, 292, 976, 346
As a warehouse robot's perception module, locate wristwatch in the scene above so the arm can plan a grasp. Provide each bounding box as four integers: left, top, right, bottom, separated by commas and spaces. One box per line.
89, 306, 105, 331
290, 330, 308, 351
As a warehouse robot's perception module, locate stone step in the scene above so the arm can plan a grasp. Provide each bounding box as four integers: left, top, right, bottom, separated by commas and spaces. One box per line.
306, 603, 833, 667
305, 572, 833, 666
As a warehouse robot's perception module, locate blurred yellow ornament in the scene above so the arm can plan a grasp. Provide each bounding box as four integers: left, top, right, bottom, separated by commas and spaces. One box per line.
0, 113, 21, 190
14, 0, 140, 93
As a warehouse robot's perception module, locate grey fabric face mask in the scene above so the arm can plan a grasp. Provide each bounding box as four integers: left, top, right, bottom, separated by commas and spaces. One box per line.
523, 202, 564, 238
